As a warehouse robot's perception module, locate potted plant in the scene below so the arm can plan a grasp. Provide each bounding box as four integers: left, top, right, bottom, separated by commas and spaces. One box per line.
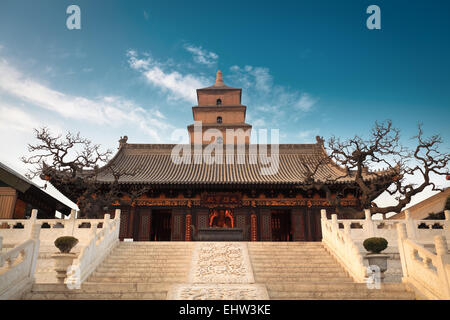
363, 237, 389, 281
51, 236, 79, 283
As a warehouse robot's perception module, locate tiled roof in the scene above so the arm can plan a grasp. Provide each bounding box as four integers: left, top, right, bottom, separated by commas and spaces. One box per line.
93, 144, 394, 186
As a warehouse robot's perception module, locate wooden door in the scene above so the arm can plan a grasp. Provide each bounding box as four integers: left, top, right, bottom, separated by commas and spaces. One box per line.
135, 208, 152, 241
271, 210, 291, 241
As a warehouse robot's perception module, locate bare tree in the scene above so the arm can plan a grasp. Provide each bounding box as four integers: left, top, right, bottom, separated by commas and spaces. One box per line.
307, 121, 449, 216
21, 128, 147, 217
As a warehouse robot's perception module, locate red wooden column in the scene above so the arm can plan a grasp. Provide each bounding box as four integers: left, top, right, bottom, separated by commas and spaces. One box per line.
250, 213, 258, 241
185, 213, 192, 241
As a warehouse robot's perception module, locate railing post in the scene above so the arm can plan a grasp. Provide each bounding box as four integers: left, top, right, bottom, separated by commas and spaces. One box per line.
434, 236, 450, 299
364, 209, 375, 238
320, 209, 327, 221
404, 210, 417, 241
103, 213, 111, 233
29, 223, 41, 278
444, 210, 449, 239
29, 209, 38, 239
344, 223, 350, 235
65, 209, 77, 236
114, 209, 121, 221
396, 223, 409, 281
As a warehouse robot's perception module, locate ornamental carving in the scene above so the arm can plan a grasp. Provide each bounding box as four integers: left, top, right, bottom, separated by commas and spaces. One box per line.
167, 284, 269, 300
201, 193, 241, 208
189, 243, 254, 284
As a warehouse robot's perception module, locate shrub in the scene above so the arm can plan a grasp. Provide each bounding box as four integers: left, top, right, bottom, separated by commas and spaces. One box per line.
54, 236, 79, 253
363, 237, 388, 254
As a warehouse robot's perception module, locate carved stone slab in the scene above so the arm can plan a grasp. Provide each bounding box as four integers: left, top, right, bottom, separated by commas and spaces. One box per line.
167, 284, 269, 300
188, 242, 255, 284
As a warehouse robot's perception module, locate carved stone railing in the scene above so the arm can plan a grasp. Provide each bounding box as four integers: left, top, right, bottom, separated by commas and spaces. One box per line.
69, 209, 121, 286
0, 222, 41, 300
321, 210, 367, 283
0, 209, 113, 246
334, 210, 449, 245
397, 223, 450, 299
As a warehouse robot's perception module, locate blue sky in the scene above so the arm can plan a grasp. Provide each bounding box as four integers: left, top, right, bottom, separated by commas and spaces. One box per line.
0, 0, 449, 210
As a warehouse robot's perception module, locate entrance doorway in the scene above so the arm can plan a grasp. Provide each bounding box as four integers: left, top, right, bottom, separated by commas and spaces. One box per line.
271, 210, 292, 241
150, 210, 172, 241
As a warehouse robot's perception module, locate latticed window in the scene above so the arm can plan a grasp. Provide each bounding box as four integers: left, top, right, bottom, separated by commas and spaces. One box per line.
217, 116, 222, 124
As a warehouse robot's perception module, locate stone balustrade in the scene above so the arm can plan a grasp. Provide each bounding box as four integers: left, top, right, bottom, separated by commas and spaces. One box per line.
334, 210, 449, 246
0, 221, 41, 299
0, 210, 112, 246
68, 209, 121, 286
0, 209, 121, 292
321, 210, 367, 283
397, 223, 450, 299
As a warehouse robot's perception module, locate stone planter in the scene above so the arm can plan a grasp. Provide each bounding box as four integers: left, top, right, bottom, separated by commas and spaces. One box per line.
51, 253, 77, 284
365, 253, 389, 282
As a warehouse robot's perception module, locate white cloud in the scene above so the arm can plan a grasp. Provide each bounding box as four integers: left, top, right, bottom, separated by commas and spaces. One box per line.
184, 44, 218, 66
0, 58, 173, 142
143, 10, 150, 20
295, 93, 317, 111
0, 103, 39, 132
297, 129, 320, 142
228, 65, 318, 131
127, 50, 210, 104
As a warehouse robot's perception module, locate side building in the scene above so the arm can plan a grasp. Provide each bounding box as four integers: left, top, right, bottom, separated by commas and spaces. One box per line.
0, 162, 71, 219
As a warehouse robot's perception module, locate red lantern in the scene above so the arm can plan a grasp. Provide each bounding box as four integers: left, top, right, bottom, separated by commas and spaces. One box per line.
446, 175, 450, 181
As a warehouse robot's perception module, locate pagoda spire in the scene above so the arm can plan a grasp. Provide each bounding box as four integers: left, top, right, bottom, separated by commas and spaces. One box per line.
215, 70, 225, 86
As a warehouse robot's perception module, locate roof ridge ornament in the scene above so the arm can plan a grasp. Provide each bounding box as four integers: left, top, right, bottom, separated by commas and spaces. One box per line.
119, 136, 128, 148
316, 136, 325, 145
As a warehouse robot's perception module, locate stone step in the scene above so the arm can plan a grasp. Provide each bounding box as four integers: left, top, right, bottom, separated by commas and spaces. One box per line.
253, 266, 346, 273
252, 265, 344, 271
100, 262, 190, 268
266, 283, 409, 292
254, 276, 353, 282
88, 276, 187, 283
268, 290, 416, 300
95, 266, 190, 273
250, 254, 337, 264
106, 256, 191, 261
249, 251, 330, 255
112, 250, 192, 255
109, 253, 192, 257
31, 282, 172, 293
91, 271, 187, 278
252, 261, 339, 267
23, 292, 167, 300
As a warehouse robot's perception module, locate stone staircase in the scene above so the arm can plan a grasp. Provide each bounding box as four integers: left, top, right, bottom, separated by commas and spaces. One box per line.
247, 242, 416, 300
23, 242, 194, 300
23, 241, 416, 300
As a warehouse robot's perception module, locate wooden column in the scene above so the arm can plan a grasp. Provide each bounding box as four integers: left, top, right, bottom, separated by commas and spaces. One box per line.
128, 206, 135, 239
250, 212, 257, 241
185, 213, 192, 241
